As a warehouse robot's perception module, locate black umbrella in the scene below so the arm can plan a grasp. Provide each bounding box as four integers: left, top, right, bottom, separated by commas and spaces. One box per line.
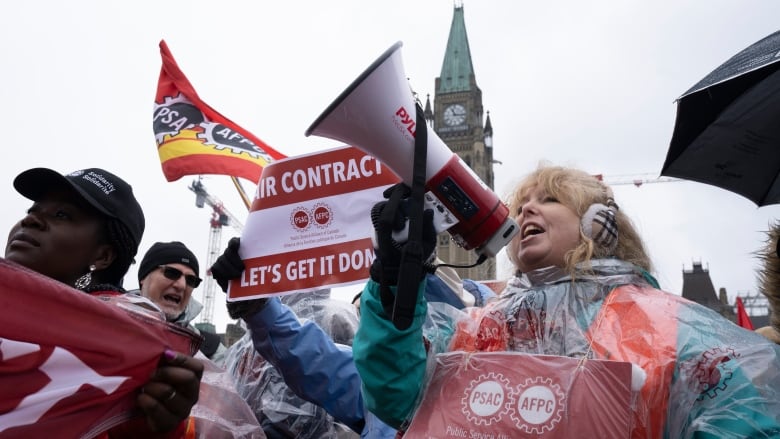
661, 30, 780, 206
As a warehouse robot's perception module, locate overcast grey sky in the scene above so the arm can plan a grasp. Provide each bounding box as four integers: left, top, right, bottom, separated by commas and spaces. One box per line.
2, 1, 780, 332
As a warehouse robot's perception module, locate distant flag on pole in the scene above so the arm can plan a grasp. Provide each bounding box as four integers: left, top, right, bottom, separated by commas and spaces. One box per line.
153, 40, 286, 183
736, 296, 755, 330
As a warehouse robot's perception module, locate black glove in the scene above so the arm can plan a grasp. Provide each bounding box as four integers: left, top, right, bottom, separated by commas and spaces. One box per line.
370, 184, 438, 330
369, 184, 437, 287
225, 298, 268, 320
209, 237, 267, 319
210, 237, 244, 293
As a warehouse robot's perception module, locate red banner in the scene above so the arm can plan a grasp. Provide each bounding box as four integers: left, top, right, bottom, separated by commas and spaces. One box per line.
736, 296, 755, 330
0, 259, 200, 439
153, 40, 286, 183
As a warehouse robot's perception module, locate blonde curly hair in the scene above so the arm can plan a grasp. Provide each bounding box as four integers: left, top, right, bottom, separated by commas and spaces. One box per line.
505, 165, 652, 275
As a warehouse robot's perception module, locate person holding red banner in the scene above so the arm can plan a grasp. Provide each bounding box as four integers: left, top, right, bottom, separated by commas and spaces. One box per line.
4, 167, 203, 438
756, 222, 780, 344
353, 166, 780, 438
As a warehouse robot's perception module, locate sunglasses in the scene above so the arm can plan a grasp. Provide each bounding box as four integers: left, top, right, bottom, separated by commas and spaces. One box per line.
158, 265, 202, 288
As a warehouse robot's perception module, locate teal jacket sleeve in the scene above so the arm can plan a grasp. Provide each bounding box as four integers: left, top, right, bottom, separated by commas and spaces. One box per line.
353, 279, 428, 429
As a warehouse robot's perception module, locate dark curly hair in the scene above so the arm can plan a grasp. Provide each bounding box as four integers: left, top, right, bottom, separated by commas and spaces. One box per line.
89, 217, 140, 288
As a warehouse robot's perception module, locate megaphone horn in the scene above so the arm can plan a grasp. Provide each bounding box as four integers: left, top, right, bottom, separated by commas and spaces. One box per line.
306, 41, 518, 258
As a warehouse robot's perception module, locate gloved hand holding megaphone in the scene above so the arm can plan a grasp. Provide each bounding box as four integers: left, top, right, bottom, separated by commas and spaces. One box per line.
369, 183, 438, 328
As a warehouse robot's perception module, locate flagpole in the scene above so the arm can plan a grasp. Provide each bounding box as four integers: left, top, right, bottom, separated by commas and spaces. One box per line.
231, 176, 251, 211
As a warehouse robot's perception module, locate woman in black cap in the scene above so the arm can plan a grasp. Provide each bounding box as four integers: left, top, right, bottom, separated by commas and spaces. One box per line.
5, 167, 203, 437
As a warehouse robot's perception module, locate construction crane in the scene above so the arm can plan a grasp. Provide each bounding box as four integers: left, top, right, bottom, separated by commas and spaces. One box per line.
189, 178, 244, 325
595, 173, 682, 188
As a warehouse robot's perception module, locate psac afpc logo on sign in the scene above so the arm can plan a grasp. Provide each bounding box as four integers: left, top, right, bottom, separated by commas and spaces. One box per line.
459, 372, 566, 434
405, 352, 634, 439
231, 145, 399, 300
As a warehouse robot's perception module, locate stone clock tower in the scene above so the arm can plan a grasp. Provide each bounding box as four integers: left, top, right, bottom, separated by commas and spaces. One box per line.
424, 3, 497, 282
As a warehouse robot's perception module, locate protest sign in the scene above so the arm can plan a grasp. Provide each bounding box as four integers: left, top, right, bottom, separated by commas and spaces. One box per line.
405, 352, 633, 438
229, 145, 399, 300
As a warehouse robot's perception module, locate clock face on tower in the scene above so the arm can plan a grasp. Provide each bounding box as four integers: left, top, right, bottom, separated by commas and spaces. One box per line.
443, 104, 467, 126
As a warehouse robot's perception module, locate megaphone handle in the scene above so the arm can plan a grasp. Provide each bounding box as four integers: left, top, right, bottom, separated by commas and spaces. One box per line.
392, 102, 428, 330
393, 243, 425, 329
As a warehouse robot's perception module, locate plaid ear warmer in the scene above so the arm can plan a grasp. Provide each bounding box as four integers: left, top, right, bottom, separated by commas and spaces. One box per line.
581, 199, 618, 251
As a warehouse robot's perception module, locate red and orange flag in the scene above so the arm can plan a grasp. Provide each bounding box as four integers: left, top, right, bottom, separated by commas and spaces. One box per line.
153, 40, 286, 183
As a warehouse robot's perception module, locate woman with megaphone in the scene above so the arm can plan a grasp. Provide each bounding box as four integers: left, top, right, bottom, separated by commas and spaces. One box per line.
353, 164, 780, 438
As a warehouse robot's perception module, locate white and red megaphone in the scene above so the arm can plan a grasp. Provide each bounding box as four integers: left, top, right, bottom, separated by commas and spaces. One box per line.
305, 41, 518, 259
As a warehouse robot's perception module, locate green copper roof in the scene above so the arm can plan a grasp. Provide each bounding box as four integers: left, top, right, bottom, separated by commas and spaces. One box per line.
438, 5, 475, 93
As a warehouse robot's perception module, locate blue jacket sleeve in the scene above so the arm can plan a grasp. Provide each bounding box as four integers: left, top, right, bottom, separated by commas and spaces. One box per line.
461, 278, 497, 307
244, 297, 366, 433
353, 279, 429, 429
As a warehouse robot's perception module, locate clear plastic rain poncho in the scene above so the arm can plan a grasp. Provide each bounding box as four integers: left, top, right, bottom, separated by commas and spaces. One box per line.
399, 260, 780, 438
224, 290, 360, 439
